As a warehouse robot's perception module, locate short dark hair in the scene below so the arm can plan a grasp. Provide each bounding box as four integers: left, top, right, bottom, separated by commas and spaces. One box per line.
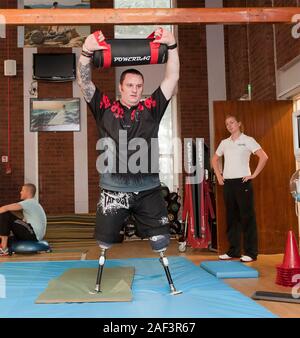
120, 69, 144, 85
24, 183, 36, 197
53, 2, 58, 7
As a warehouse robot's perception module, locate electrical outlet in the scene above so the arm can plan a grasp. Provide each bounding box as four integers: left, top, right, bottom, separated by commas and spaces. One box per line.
4, 60, 17, 76
1, 155, 8, 163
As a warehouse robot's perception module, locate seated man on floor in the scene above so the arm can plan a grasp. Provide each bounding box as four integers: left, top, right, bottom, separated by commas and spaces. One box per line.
0, 183, 47, 256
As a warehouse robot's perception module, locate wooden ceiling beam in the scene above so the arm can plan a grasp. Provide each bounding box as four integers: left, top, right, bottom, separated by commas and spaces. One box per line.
0, 8, 299, 25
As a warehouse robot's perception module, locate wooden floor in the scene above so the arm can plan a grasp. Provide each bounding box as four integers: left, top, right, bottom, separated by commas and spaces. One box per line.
1, 238, 300, 318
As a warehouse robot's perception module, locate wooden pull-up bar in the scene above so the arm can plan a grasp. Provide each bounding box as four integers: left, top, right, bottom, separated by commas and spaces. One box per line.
0, 8, 299, 25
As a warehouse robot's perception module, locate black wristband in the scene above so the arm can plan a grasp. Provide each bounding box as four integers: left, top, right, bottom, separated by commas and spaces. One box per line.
167, 43, 177, 50
81, 51, 93, 58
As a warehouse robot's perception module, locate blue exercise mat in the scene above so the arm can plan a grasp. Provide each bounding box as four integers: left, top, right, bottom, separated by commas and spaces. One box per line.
200, 260, 259, 278
0, 257, 273, 318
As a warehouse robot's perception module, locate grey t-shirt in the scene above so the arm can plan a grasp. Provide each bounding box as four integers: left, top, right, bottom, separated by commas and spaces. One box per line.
19, 198, 47, 241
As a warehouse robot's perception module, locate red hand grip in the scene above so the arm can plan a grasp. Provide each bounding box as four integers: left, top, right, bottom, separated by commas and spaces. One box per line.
93, 31, 109, 48
93, 31, 111, 68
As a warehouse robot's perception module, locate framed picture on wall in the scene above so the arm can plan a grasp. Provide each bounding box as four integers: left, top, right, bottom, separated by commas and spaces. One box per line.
30, 98, 81, 132
23, 0, 90, 48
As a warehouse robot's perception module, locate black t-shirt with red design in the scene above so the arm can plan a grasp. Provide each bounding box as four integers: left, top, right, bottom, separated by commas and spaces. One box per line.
87, 86, 170, 192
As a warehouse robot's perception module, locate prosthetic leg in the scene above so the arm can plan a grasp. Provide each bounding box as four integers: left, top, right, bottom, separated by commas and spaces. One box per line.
150, 234, 183, 295
91, 242, 111, 294
159, 250, 183, 295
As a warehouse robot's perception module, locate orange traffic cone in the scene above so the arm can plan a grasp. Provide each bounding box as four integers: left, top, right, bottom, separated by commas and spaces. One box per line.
281, 231, 300, 269
275, 231, 300, 287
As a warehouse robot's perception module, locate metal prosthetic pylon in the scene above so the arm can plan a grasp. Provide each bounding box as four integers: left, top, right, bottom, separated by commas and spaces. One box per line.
94, 247, 106, 293
159, 251, 182, 295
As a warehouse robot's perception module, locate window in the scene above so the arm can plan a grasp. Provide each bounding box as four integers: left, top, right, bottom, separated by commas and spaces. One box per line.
114, 0, 172, 38
114, 0, 178, 191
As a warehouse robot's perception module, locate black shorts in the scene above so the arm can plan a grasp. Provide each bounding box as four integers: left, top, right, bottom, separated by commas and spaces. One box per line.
95, 186, 170, 243
0, 212, 38, 241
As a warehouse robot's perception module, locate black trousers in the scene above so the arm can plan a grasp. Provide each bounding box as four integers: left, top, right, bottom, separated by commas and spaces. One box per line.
0, 212, 37, 242
223, 178, 258, 259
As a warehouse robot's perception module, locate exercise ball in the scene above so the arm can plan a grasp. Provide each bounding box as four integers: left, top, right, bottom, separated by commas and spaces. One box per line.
8, 240, 51, 255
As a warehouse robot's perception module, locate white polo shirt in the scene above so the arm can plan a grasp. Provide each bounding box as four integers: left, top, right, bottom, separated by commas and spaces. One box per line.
215, 133, 261, 179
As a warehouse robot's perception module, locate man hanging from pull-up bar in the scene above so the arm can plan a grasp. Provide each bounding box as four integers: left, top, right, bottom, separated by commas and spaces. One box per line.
77, 28, 181, 295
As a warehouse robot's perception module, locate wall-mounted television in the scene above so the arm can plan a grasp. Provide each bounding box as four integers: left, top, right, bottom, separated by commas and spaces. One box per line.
33, 53, 76, 82
30, 98, 80, 132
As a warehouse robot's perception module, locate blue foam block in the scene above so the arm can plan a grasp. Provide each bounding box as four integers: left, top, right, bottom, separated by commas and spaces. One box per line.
200, 260, 259, 278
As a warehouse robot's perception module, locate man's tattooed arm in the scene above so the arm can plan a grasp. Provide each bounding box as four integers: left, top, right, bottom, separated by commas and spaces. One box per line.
77, 56, 96, 103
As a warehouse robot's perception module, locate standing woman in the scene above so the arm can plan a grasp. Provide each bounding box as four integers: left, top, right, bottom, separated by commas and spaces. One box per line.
211, 115, 268, 262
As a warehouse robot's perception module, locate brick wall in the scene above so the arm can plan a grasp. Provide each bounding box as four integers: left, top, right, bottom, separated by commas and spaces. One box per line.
225, 24, 249, 100
0, 0, 115, 213
37, 48, 74, 214
1, 1, 300, 213
274, 0, 300, 69
177, 0, 209, 146
248, 23, 277, 100
225, 0, 277, 100
36, 1, 115, 214
225, 0, 300, 100
88, 0, 115, 212
0, 0, 24, 205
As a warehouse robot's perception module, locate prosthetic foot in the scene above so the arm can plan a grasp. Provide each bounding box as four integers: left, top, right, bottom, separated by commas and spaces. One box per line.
159, 251, 183, 295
